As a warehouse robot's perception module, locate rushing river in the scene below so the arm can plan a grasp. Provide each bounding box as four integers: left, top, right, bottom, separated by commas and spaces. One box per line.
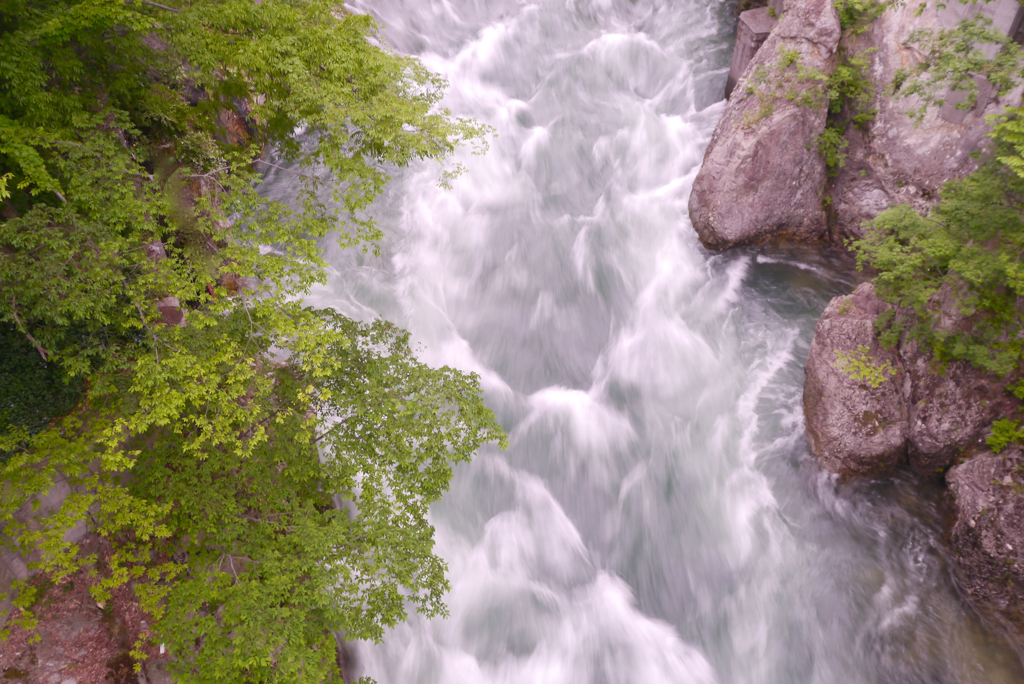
284, 0, 1024, 681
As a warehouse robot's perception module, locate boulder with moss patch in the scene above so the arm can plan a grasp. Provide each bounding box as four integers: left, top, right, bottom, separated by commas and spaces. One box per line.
803, 278, 1018, 476
803, 282, 909, 474
689, 0, 841, 249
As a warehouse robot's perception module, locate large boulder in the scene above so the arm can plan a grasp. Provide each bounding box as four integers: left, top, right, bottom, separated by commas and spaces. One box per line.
805, 280, 1015, 475
948, 447, 1024, 633
803, 283, 909, 474
688, 0, 841, 249
898, 281, 1015, 472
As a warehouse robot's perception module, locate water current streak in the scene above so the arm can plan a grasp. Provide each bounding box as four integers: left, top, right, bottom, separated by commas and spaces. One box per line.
294, 0, 1024, 681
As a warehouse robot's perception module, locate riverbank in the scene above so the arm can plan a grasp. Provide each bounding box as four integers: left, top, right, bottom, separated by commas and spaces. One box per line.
0, 533, 172, 684
695, 0, 1024, 650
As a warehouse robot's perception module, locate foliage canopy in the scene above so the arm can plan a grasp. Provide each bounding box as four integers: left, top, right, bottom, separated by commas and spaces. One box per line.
0, 0, 503, 682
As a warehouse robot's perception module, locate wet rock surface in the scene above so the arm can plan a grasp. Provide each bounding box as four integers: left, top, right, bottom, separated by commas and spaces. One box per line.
804, 283, 1012, 477
688, 0, 841, 249
948, 447, 1024, 635
803, 283, 909, 474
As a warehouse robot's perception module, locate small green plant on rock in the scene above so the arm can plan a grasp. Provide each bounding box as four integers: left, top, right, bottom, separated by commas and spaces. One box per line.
835, 345, 897, 388
834, 0, 888, 34
988, 419, 1024, 453
743, 64, 772, 95
786, 67, 829, 107
778, 48, 801, 69
827, 52, 876, 121
895, 16, 1023, 123
740, 50, 833, 127
816, 47, 876, 196
818, 125, 850, 175
742, 100, 776, 127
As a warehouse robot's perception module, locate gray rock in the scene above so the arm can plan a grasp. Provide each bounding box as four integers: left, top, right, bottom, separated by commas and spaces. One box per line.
895, 281, 1016, 472
803, 283, 909, 474
830, 0, 1024, 241
900, 338, 1009, 473
145, 657, 176, 684
689, 0, 841, 249
947, 447, 1024, 632
725, 8, 779, 98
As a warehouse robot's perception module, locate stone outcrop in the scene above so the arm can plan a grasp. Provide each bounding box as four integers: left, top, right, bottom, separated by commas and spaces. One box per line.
694, 0, 1024, 247
900, 337, 1012, 473
725, 3, 781, 98
803, 283, 908, 474
803, 283, 1011, 476
803, 283, 1024, 630
688, 0, 841, 249
948, 447, 1024, 634
829, 0, 1024, 240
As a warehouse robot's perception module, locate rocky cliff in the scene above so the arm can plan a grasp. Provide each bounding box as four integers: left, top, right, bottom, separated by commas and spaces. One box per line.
695, 0, 1024, 645
802, 282, 1024, 637
830, 0, 1024, 241
691, 0, 1024, 248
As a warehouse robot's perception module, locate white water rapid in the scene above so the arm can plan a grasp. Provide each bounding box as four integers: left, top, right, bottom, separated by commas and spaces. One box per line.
281, 0, 1024, 681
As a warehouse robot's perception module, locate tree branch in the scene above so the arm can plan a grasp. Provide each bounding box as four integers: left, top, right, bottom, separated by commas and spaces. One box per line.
186, 166, 232, 179
139, 0, 179, 12
186, 160, 325, 188
254, 159, 325, 183
10, 299, 50, 361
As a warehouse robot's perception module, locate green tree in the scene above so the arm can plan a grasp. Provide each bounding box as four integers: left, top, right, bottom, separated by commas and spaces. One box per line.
852, 136, 1024, 380
0, 0, 503, 681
